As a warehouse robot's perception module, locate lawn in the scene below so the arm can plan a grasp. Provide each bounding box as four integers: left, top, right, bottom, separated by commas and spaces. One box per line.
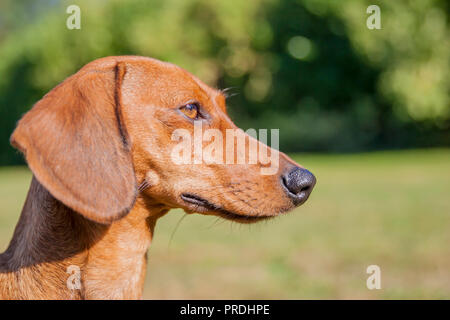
0, 149, 449, 299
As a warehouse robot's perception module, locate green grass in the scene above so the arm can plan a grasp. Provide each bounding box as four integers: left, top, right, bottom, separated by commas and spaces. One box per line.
0, 149, 449, 299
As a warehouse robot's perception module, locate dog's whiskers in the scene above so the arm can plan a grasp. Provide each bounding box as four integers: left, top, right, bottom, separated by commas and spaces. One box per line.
220, 87, 239, 99
206, 216, 223, 229
168, 213, 188, 250
138, 180, 151, 192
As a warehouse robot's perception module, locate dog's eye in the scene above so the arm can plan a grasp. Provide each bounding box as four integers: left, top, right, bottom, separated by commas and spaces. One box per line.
180, 103, 199, 119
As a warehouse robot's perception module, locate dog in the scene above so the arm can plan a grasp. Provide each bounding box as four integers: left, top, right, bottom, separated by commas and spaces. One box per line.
0, 56, 316, 299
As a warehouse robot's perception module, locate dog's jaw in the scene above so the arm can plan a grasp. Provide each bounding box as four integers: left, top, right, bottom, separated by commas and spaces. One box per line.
180, 193, 277, 223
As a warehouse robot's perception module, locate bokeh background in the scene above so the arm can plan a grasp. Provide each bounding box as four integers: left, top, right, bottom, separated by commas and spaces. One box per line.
0, 0, 449, 298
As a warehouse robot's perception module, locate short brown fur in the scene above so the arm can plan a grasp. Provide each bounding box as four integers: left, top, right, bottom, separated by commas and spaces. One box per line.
0, 56, 309, 299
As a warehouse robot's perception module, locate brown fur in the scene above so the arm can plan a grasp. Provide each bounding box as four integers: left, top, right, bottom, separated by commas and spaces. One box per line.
0, 56, 309, 299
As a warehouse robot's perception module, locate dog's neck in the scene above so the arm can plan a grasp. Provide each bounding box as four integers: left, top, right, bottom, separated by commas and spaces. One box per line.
0, 177, 165, 299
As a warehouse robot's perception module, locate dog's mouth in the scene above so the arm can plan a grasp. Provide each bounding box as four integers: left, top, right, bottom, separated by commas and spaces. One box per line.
180, 193, 273, 223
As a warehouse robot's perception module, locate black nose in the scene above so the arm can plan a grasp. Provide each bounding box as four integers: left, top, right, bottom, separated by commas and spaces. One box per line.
281, 167, 316, 205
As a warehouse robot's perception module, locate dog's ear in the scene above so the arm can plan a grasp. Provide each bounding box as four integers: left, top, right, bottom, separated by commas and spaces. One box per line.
10, 62, 137, 224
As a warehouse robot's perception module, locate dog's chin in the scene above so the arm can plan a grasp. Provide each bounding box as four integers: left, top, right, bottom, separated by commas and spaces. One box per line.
180, 193, 288, 224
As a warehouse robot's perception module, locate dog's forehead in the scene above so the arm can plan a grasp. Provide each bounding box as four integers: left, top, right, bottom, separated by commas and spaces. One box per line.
81, 56, 226, 111
138, 58, 217, 94
117, 56, 225, 110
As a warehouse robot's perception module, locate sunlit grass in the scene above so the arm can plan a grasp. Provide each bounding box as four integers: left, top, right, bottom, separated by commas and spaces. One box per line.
0, 149, 449, 299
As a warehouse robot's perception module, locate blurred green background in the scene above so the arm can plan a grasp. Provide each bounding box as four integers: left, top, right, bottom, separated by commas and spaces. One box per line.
0, 0, 449, 299
0, 0, 449, 163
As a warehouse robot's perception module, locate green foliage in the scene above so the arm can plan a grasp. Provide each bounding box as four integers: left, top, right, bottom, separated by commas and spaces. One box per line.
0, 0, 448, 164
332, 0, 449, 121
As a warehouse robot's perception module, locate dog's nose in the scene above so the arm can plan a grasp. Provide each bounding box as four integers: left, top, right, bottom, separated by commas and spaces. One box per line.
281, 167, 316, 205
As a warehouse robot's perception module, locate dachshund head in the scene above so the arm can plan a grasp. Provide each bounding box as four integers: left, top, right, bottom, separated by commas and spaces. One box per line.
11, 56, 315, 224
